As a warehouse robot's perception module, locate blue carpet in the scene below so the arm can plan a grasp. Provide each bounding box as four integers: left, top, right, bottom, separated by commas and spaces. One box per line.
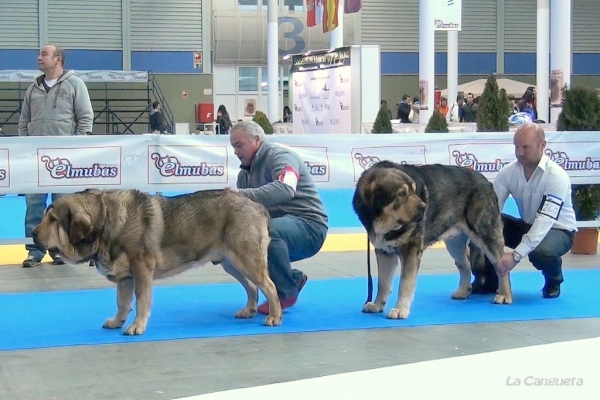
1, 269, 599, 352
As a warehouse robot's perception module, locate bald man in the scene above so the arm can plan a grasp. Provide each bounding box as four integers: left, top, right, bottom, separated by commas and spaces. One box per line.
472, 124, 577, 298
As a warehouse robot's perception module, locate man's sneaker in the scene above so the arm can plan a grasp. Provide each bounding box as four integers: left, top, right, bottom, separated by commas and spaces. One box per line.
542, 282, 561, 298
22, 256, 41, 268
258, 274, 308, 315
51, 254, 66, 265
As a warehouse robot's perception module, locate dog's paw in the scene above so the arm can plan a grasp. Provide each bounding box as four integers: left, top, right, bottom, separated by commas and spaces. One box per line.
123, 323, 146, 335
451, 287, 471, 300
362, 302, 384, 313
102, 317, 125, 329
493, 293, 513, 304
387, 307, 409, 319
264, 316, 282, 327
235, 308, 256, 319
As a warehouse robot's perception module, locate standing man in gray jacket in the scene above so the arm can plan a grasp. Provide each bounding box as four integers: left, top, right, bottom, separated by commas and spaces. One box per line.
18, 44, 94, 267
226, 121, 329, 314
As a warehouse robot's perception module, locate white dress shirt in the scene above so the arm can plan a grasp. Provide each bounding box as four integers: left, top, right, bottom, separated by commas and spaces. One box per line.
494, 154, 577, 257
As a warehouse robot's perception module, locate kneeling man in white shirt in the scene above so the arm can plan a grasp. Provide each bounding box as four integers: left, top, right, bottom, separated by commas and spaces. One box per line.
471, 124, 577, 299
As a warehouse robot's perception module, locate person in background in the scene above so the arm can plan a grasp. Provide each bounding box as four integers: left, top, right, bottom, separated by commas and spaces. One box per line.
225, 121, 328, 314
518, 90, 538, 122
396, 95, 412, 123
216, 104, 233, 135
461, 92, 478, 122
283, 105, 293, 123
149, 101, 170, 134
448, 95, 464, 123
437, 96, 449, 119
18, 44, 94, 268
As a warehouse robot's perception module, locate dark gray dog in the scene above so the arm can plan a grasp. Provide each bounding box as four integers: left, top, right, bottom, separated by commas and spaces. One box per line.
352, 161, 512, 320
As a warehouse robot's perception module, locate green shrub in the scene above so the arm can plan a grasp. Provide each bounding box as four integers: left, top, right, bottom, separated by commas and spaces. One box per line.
424, 110, 449, 133
557, 85, 600, 220
372, 108, 393, 134
556, 85, 600, 131
252, 111, 274, 135
476, 75, 510, 132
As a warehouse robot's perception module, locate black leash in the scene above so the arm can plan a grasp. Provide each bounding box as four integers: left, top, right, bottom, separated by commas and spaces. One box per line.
365, 234, 373, 304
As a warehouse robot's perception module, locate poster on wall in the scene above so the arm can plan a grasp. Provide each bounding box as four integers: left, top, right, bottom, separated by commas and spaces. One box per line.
291, 47, 352, 134
550, 69, 564, 107
244, 99, 257, 116
419, 79, 429, 110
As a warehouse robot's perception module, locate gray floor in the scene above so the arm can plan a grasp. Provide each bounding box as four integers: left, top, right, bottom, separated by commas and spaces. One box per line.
0, 247, 599, 400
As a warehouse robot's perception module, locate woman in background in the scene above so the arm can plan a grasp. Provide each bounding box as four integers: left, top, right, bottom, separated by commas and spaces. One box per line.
283, 105, 293, 123
216, 104, 233, 135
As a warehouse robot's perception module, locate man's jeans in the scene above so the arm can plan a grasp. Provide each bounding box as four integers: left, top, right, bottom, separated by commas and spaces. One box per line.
267, 215, 327, 299
222, 214, 327, 300
25, 193, 66, 260
483, 214, 574, 284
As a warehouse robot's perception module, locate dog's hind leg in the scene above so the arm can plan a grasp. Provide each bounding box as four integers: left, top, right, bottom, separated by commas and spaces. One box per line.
388, 245, 422, 319
103, 276, 134, 330
225, 251, 282, 327
444, 233, 472, 299
466, 203, 513, 305
221, 258, 259, 319
363, 249, 398, 314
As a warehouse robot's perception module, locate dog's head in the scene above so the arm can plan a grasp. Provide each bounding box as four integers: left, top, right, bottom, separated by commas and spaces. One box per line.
355, 166, 427, 235
31, 191, 103, 263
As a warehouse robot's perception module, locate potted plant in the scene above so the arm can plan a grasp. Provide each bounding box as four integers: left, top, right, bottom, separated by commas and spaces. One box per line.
557, 85, 600, 254
570, 185, 600, 254
476, 75, 511, 132
372, 106, 393, 134
252, 110, 274, 134
424, 109, 449, 133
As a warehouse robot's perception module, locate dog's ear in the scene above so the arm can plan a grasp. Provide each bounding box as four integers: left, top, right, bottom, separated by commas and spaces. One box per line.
69, 212, 96, 245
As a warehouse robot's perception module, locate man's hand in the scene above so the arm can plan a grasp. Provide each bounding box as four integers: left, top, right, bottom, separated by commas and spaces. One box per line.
227, 188, 239, 193
495, 251, 518, 277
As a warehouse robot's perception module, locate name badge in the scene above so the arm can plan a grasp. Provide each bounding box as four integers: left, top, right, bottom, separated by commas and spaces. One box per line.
537, 194, 563, 220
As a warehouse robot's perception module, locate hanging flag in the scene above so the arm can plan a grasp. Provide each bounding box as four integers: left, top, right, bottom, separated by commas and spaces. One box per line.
307, 0, 317, 27
323, 0, 339, 33
344, 0, 361, 14
316, 0, 324, 25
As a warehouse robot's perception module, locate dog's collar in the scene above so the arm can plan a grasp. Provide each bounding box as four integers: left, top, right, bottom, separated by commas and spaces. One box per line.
384, 224, 412, 241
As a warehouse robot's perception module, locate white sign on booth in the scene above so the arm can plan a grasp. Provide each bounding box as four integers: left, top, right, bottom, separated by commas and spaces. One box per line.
434, 0, 462, 31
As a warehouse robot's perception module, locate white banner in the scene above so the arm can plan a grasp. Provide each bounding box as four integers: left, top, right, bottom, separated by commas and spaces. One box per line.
0, 70, 148, 83
434, 0, 462, 31
291, 47, 352, 134
1, 132, 600, 194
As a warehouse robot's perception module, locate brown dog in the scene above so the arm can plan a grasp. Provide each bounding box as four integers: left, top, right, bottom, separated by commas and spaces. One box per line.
32, 189, 282, 335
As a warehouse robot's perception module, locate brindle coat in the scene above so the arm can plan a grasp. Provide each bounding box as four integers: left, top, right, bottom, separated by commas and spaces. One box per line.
352, 161, 512, 320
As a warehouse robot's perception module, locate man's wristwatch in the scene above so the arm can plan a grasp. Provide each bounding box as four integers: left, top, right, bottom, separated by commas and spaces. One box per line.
512, 251, 523, 263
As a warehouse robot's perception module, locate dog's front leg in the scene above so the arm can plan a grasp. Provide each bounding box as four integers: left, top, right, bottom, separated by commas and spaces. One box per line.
388, 245, 422, 319
103, 277, 134, 329
124, 254, 156, 335
363, 249, 398, 314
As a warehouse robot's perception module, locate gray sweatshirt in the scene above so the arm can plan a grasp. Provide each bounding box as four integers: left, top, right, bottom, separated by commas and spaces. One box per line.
18, 70, 94, 136
237, 140, 328, 228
